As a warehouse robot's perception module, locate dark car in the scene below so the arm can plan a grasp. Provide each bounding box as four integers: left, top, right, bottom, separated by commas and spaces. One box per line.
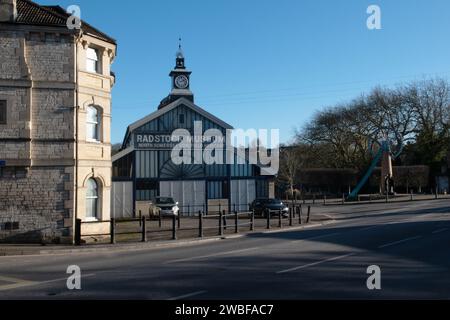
250, 198, 289, 217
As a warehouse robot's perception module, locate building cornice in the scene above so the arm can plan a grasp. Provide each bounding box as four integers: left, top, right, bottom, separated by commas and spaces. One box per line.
0, 22, 76, 36
0, 79, 77, 90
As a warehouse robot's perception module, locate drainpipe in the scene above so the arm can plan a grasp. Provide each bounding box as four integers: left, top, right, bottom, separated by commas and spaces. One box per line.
73, 32, 81, 245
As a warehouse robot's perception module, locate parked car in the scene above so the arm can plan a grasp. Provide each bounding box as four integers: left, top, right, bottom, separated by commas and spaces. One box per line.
153, 197, 179, 217
250, 198, 289, 217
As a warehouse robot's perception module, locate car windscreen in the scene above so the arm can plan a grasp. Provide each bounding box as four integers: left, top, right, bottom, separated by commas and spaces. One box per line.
155, 197, 175, 204
257, 199, 282, 205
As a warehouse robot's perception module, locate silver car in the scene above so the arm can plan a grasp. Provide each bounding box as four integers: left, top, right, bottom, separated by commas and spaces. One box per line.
154, 197, 179, 217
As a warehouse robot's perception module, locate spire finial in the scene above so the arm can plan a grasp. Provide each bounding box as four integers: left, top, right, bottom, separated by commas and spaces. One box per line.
175, 37, 185, 69
176, 37, 184, 59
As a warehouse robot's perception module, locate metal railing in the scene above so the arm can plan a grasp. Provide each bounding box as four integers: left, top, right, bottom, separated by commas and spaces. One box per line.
75, 204, 312, 246
284, 191, 449, 206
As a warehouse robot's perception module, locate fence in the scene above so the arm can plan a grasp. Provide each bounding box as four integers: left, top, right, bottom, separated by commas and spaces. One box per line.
75, 204, 312, 245
284, 190, 449, 206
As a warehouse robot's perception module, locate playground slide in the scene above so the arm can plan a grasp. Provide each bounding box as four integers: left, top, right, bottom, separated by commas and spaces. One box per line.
348, 148, 383, 200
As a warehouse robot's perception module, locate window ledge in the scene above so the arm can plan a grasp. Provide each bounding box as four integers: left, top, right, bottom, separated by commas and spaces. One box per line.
82, 70, 105, 77
86, 139, 102, 144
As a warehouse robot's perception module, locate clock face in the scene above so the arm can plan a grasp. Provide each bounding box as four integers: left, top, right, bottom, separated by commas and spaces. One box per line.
175, 75, 189, 89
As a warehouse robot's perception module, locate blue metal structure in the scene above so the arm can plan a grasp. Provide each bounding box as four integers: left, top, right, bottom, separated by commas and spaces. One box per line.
348, 148, 383, 199
348, 139, 404, 199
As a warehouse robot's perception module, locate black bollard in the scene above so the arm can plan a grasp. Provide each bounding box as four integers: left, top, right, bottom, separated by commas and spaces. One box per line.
306, 206, 311, 223
198, 211, 203, 238
172, 214, 177, 240
278, 209, 282, 228
298, 205, 303, 225
75, 218, 82, 246
141, 216, 147, 242
289, 206, 293, 226
110, 218, 116, 244
219, 210, 223, 236
251, 209, 255, 231
223, 210, 227, 230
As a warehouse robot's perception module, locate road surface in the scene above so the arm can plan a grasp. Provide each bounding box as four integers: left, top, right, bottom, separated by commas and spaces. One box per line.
0, 199, 449, 299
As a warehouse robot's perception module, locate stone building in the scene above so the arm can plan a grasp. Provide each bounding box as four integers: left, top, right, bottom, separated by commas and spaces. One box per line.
0, 0, 117, 243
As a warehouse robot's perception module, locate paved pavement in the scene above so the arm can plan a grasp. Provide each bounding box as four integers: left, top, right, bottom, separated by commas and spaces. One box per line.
0, 199, 449, 299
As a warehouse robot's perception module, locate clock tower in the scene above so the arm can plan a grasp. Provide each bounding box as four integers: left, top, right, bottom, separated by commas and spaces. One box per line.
158, 42, 194, 109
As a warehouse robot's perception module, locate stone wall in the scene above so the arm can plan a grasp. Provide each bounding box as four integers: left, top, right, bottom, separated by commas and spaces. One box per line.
25, 32, 74, 82
31, 88, 74, 140
0, 87, 29, 139
0, 141, 30, 160
0, 166, 71, 243
0, 32, 23, 79
0, 29, 75, 243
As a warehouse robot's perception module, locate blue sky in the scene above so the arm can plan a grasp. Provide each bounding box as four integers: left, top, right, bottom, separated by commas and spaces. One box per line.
40, 0, 450, 144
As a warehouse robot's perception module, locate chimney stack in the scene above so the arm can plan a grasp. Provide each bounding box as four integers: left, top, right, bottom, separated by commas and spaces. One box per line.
0, 0, 17, 22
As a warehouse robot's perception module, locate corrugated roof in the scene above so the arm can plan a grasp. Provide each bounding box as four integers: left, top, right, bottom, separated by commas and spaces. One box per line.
11, 0, 116, 44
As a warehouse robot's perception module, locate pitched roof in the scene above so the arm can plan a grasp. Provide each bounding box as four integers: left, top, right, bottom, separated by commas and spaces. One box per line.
111, 146, 134, 163
121, 97, 234, 149
129, 97, 233, 132
12, 0, 116, 44
16, 0, 66, 25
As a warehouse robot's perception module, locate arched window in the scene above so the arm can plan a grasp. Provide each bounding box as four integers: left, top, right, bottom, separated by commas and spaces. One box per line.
86, 178, 99, 219
86, 106, 100, 141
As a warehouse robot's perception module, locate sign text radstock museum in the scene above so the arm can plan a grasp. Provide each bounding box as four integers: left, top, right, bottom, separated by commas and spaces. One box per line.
134, 132, 179, 150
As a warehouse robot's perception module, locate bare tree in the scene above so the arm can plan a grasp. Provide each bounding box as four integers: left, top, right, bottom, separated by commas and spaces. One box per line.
278, 145, 306, 197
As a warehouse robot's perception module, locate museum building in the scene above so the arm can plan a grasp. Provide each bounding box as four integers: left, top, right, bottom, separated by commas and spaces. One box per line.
112, 48, 275, 216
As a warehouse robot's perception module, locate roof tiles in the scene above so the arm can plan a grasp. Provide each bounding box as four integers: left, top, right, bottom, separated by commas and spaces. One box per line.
10, 0, 116, 44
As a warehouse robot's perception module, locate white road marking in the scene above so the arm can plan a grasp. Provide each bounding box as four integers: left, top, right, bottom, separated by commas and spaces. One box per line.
0, 275, 35, 291
37, 273, 96, 286
290, 232, 341, 244
341, 204, 449, 230
167, 290, 207, 300
432, 228, 448, 234
407, 214, 432, 221
165, 247, 260, 264
0, 273, 96, 292
377, 235, 423, 249
357, 225, 383, 232
0, 275, 31, 283
276, 253, 356, 274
